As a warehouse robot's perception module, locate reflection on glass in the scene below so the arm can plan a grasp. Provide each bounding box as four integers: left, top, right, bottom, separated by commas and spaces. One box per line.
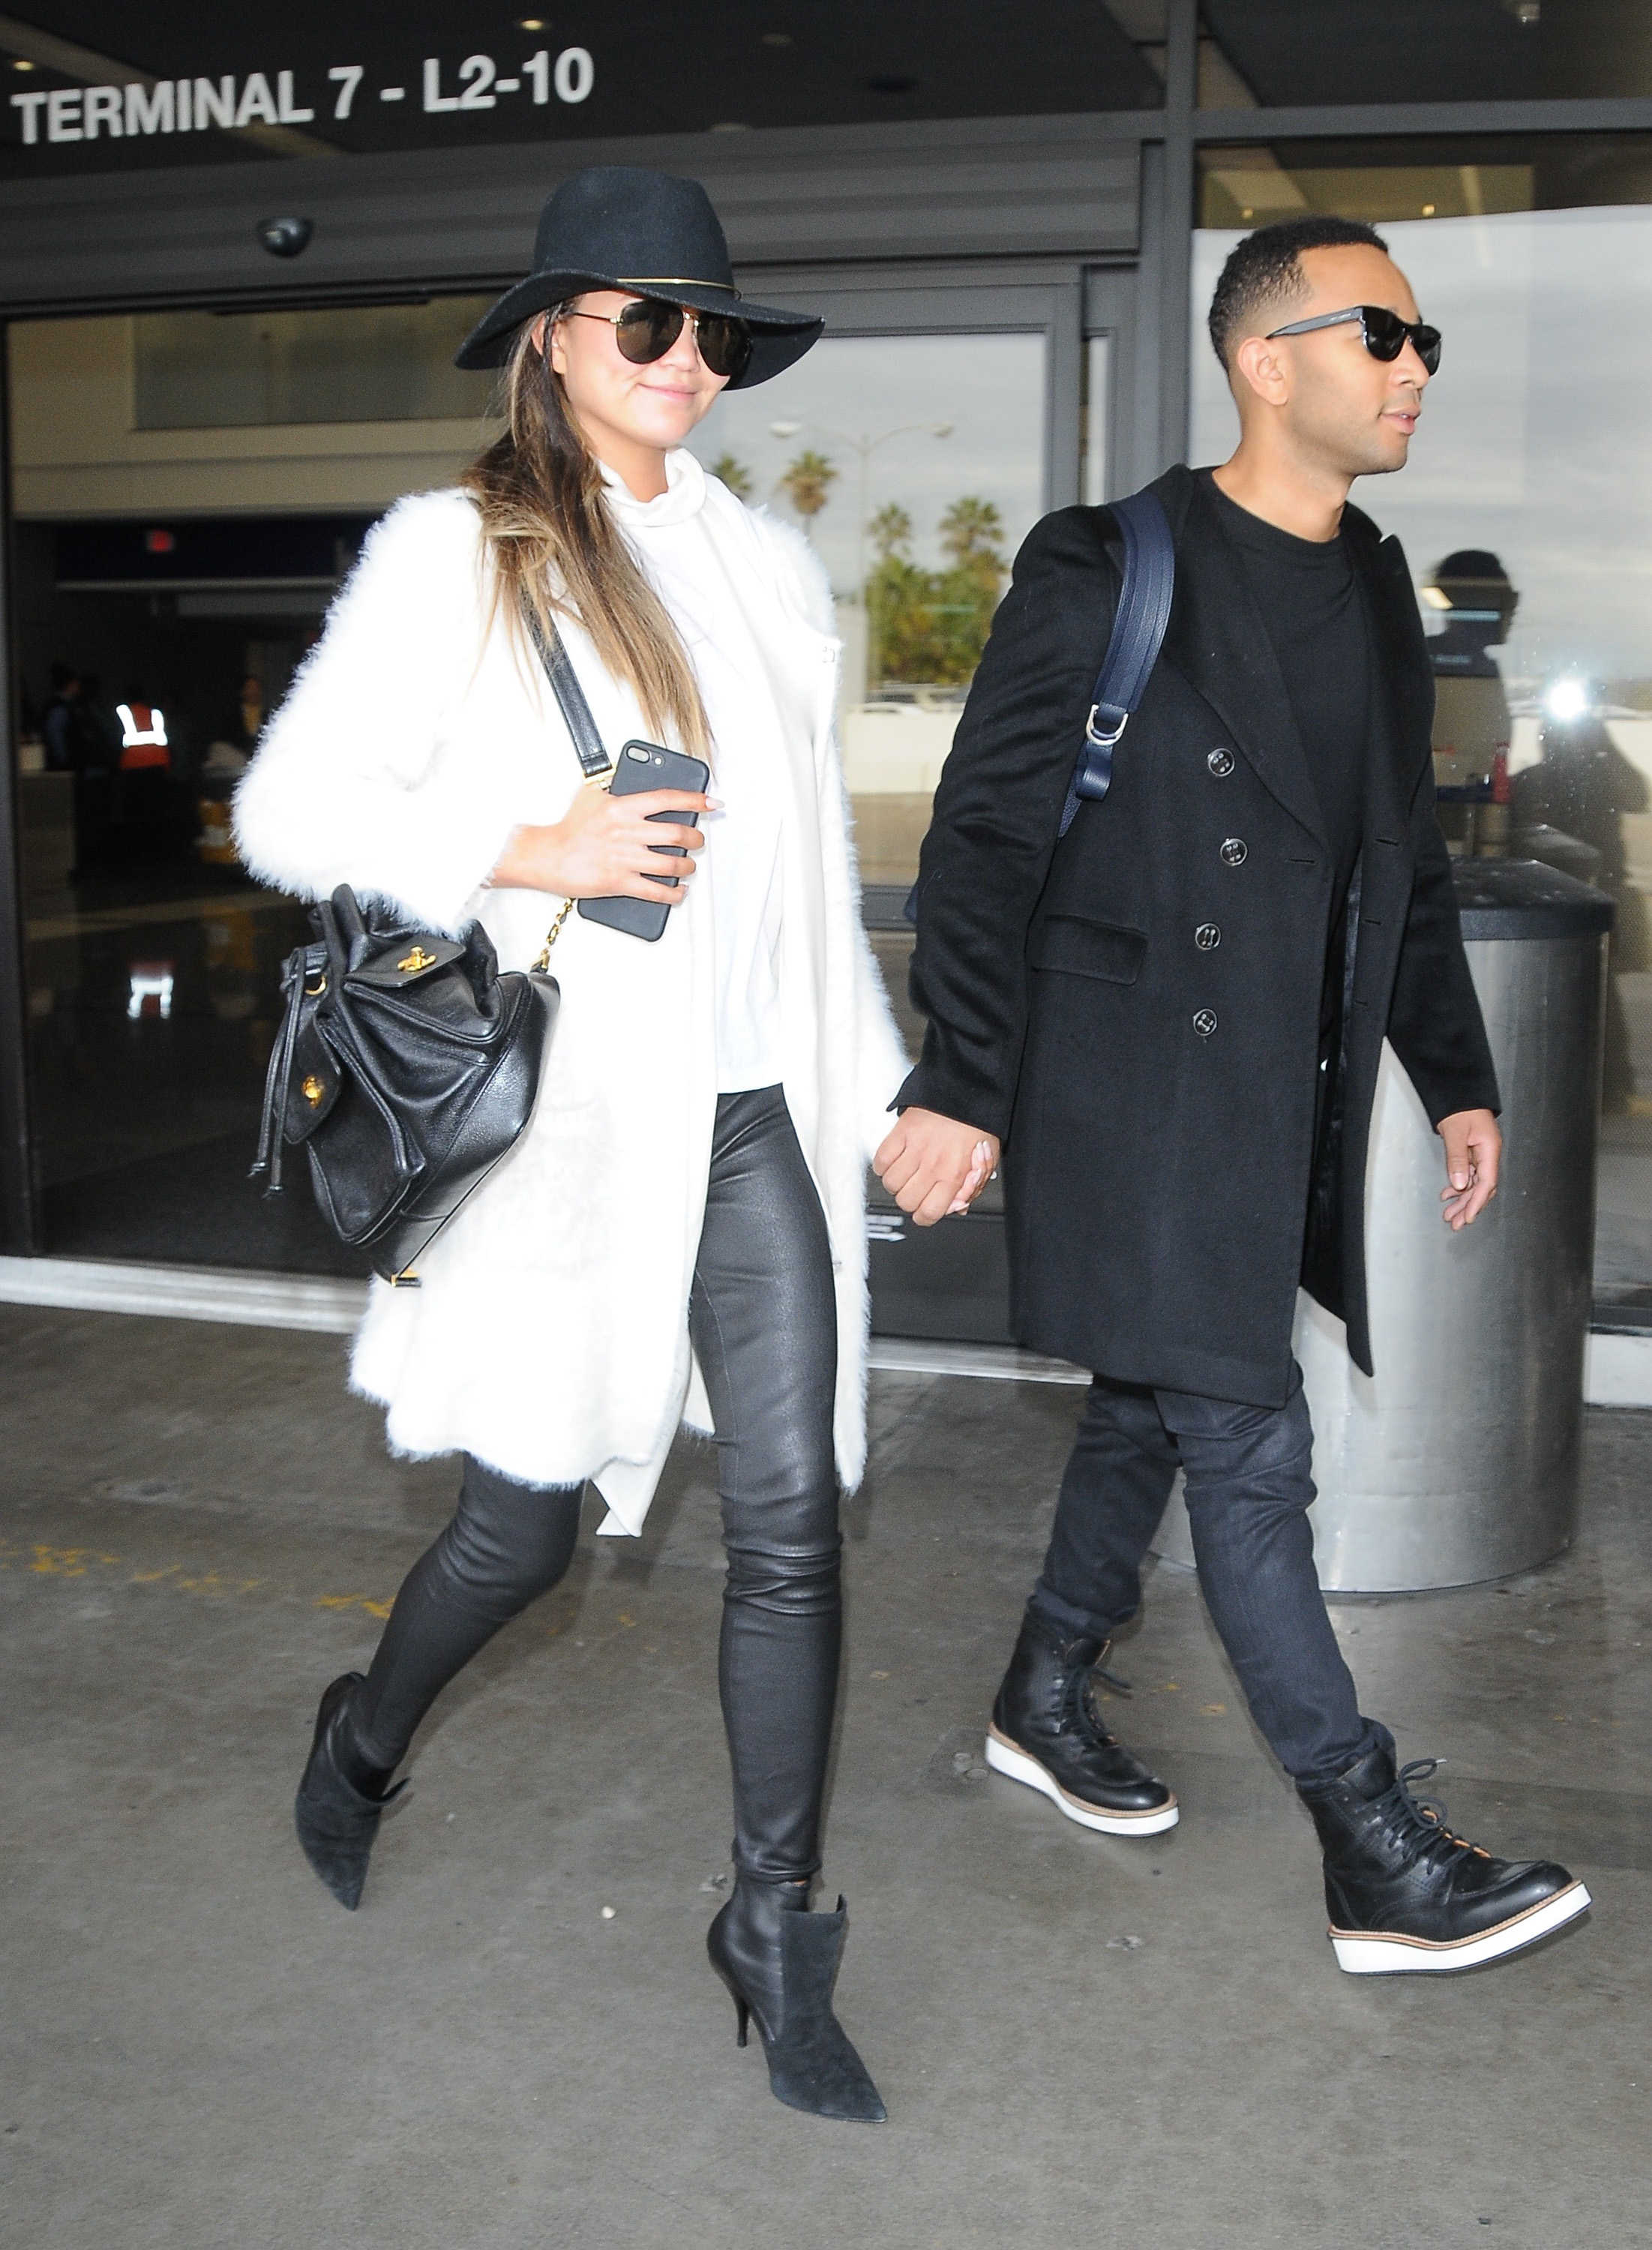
690, 332, 1045, 885
1192, 195, 1652, 1304
1423, 547, 1517, 857
5, 302, 505, 1270
126, 964, 175, 1021
693, 330, 1046, 1221
1198, 140, 1652, 232
133, 302, 498, 430
12, 307, 1047, 1264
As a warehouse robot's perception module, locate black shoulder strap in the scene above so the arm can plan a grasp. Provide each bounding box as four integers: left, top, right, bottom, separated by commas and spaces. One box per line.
520, 598, 613, 784
1056, 486, 1175, 838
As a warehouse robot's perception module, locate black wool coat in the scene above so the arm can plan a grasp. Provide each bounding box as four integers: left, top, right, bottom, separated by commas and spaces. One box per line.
898, 464, 1500, 1407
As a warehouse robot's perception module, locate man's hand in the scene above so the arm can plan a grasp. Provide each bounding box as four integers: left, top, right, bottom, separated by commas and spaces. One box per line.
874, 1108, 1001, 1228
1438, 1107, 1501, 1230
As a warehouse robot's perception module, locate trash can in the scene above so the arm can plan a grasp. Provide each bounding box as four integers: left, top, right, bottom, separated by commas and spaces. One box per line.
1154, 858, 1613, 1592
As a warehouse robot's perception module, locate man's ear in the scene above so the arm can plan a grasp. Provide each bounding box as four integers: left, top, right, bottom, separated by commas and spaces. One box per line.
1231, 330, 1291, 408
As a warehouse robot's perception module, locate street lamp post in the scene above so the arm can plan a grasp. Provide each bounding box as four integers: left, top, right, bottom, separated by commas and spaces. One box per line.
770, 417, 951, 704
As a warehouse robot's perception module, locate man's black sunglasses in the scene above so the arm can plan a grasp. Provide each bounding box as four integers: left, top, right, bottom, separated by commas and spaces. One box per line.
1265, 304, 1442, 376
563, 296, 753, 383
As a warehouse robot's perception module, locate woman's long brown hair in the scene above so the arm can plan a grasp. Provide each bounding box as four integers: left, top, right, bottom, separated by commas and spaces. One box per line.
462, 316, 712, 759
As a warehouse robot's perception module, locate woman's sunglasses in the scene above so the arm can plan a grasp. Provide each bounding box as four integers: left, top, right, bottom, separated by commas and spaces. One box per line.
562, 296, 753, 383
1265, 303, 1442, 376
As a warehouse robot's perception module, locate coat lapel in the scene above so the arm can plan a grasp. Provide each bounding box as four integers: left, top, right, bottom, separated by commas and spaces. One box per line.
1156, 469, 1328, 850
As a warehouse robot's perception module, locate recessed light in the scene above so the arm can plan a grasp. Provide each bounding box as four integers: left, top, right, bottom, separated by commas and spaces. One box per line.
1423, 202, 1436, 216
517, 16, 547, 29
11, 56, 35, 70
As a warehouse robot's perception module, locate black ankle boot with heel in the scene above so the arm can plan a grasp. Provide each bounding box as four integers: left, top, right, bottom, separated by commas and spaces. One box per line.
706, 1876, 886, 2122
293, 1672, 406, 1910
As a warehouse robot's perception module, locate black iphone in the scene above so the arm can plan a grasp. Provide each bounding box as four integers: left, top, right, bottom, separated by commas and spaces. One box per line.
577, 739, 711, 943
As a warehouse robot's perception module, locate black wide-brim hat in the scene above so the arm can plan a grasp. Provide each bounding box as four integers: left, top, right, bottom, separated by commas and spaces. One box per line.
455, 164, 823, 388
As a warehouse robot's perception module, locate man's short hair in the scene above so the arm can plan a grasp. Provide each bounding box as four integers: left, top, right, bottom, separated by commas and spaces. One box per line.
1208, 216, 1390, 371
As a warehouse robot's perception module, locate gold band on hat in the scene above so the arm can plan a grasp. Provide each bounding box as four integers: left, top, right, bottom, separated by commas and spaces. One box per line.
619, 277, 743, 296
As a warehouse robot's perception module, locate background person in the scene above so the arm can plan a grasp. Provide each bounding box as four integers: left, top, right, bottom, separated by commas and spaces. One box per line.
1426, 548, 1518, 855
235, 166, 907, 2122
43, 661, 115, 878
877, 216, 1588, 1974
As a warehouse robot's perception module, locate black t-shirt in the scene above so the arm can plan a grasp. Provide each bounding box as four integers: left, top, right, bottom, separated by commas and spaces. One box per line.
1202, 472, 1369, 917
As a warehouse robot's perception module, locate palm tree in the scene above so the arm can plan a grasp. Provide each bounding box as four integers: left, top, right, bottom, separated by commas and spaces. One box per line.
939, 495, 1005, 569
709, 452, 754, 502
779, 448, 838, 526
869, 502, 913, 561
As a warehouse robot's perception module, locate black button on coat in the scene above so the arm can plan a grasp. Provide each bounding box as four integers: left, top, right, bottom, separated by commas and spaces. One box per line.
898, 464, 1500, 1407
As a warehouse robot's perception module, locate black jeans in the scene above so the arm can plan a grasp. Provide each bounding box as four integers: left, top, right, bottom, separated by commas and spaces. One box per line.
351, 1085, 841, 1883
1030, 1363, 1380, 1786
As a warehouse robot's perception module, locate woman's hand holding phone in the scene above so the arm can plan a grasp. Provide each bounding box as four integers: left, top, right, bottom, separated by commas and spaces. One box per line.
491, 783, 713, 905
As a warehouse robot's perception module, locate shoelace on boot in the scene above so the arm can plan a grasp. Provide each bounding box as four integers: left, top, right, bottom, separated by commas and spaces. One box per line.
1368, 1757, 1494, 1869
1070, 1652, 1134, 1746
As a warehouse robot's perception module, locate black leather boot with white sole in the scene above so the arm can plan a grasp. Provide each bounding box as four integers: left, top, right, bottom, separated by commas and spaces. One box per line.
986, 1609, 1178, 1837
1299, 1742, 1590, 1974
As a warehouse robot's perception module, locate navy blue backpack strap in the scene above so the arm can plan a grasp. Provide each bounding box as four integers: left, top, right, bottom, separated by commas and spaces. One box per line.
901, 485, 1175, 923
1056, 486, 1175, 838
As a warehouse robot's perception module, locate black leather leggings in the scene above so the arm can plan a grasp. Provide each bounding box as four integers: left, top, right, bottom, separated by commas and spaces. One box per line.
350, 1085, 841, 1883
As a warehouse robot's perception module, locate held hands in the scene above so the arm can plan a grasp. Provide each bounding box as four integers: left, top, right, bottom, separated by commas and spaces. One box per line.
489, 784, 715, 906
1438, 1107, 1501, 1230
874, 1106, 1001, 1227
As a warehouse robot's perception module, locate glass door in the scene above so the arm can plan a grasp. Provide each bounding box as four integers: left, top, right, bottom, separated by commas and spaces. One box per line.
7, 269, 1122, 1329
689, 272, 1111, 1340
8, 298, 501, 1273
1192, 139, 1652, 1334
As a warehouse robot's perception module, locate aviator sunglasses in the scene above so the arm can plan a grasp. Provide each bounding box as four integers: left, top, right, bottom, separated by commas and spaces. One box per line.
1265, 303, 1442, 376
562, 296, 754, 383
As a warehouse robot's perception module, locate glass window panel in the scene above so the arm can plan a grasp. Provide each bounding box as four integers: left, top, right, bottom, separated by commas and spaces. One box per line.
1192, 153, 1652, 1310
1198, 136, 1652, 230
11, 303, 1048, 1262
9, 300, 505, 1273
688, 330, 1047, 887
132, 303, 498, 429
1201, 1, 1652, 106
690, 327, 1048, 1225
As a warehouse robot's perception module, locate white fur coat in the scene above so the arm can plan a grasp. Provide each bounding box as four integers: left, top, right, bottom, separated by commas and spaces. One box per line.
234, 471, 909, 1532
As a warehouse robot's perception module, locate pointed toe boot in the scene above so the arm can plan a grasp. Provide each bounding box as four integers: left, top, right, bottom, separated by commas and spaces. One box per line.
293, 1672, 405, 1911
706, 1877, 886, 2123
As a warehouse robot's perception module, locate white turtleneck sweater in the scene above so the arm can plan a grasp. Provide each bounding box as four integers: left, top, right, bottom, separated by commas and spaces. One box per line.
601, 450, 787, 1094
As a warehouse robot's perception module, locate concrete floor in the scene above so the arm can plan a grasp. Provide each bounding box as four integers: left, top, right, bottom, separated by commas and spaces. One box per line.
4, 1304, 1650, 2250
